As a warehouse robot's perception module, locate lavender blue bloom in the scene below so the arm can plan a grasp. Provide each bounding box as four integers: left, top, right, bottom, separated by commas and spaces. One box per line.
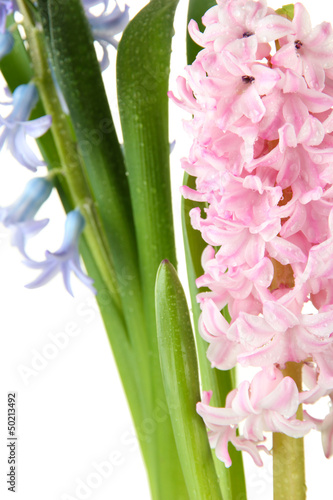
0, 0, 13, 34
0, 177, 52, 256
0, 83, 52, 171
83, 0, 129, 70
25, 209, 96, 296
0, 29, 13, 59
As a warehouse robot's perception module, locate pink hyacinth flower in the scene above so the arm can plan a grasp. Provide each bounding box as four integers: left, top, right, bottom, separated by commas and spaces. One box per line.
197, 366, 313, 466
271, 3, 333, 91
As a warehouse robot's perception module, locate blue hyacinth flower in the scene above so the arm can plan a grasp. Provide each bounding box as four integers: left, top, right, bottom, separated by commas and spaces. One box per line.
0, 30, 14, 59
0, 0, 13, 34
83, 0, 129, 70
0, 177, 53, 257
0, 83, 52, 171
25, 209, 96, 296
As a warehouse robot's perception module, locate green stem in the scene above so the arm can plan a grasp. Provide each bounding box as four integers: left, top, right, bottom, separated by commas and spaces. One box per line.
273, 362, 306, 500
17, 0, 122, 313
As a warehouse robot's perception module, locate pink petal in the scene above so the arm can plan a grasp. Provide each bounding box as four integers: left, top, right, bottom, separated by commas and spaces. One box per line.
196, 402, 243, 426
297, 116, 325, 145
252, 64, 281, 94
302, 309, 333, 337
188, 19, 205, 47
278, 123, 297, 152
207, 337, 240, 370
293, 2, 312, 38
238, 85, 265, 123
266, 236, 307, 264
263, 301, 299, 331
243, 257, 274, 288
201, 299, 230, 337
271, 43, 299, 70
259, 376, 299, 417
303, 57, 325, 92
266, 411, 314, 437
256, 14, 295, 42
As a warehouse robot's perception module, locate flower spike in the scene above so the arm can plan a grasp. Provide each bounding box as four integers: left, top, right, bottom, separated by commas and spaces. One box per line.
171, 0, 333, 467
25, 209, 96, 296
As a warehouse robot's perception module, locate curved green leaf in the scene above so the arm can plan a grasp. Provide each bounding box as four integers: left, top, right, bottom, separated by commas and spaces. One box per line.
117, 0, 178, 302
156, 260, 223, 500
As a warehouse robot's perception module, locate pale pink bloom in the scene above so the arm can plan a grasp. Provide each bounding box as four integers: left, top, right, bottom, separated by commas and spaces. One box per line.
232, 300, 333, 367
258, 69, 333, 146
198, 298, 244, 370
200, 51, 280, 128
197, 250, 274, 313
197, 367, 313, 466
271, 3, 333, 91
189, 0, 294, 64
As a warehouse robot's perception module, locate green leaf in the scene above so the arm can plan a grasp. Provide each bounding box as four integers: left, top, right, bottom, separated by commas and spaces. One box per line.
44, 0, 140, 285
117, 0, 178, 305
155, 260, 223, 500
117, 3, 194, 498
187, 0, 216, 64
276, 4, 295, 20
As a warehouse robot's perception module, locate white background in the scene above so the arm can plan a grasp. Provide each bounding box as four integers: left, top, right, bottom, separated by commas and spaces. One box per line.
1, 0, 333, 499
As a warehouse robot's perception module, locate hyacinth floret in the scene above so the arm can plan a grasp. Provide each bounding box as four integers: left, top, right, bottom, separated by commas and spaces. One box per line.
25, 209, 96, 296
0, 177, 52, 257
170, 0, 333, 466
0, 83, 52, 171
0, 29, 13, 59
83, 0, 129, 70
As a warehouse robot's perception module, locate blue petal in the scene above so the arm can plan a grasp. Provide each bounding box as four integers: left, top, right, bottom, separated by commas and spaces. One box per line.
10, 220, 49, 257
23, 115, 52, 138
89, 4, 129, 44
98, 40, 111, 71
54, 209, 85, 255
0, 30, 14, 59
10, 126, 44, 170
25, 261, 59, 289
3, 177, 53, 223
70, 254, 96, 291
83, 0, 108, 11
11, 83, 38, 122
0, 127, 8, 150
62, 262, 74, 296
